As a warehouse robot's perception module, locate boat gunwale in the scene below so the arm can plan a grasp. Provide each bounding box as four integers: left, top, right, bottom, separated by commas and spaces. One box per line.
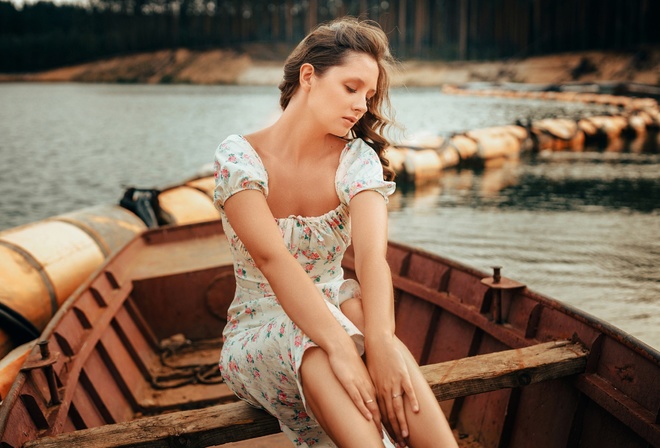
385, 238, 660, 364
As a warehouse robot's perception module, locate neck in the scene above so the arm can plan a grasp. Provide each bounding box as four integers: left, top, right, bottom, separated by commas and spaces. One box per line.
266, 97, 343, 161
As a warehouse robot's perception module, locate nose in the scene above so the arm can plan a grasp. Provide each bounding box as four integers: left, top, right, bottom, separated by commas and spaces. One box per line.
353, 97, 368, 114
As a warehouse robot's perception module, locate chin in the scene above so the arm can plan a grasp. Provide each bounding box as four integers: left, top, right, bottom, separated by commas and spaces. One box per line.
329, 128, 351, 139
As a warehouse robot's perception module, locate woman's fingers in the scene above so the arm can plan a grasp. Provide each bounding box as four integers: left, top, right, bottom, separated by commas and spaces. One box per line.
348, 384, 373, 421
327, 349, 381, 423
402, 373, 420, 413
378, 396, 393, 434
384, 392, 405, 446
392, 392, 408, 443
389, 370, 419, 445
364, 396, 382, 433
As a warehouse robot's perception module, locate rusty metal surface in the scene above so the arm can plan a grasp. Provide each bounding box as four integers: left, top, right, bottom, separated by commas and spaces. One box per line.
53, 205, 146, 257
0, 244, 53, 343
158, 186, 220, 225
0, 220, 657, 448
0, 220, 106, 306
131, 267, 228, 341
0, 208, 140, 358
186, 177, 215, 198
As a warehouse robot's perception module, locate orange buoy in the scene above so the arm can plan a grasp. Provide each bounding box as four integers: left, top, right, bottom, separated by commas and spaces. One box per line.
577, 118, 600, 138
53, 205, 147, 257
385, 146, 407, 176
449, 135, 479, 160
585, 115, 629, 142
626, 109, 657, 138
403, 149, 443, 183
0, 221, 104, 322
158, 186, 220, 225
500, 125, 529, 142
437, 146, 461, 169
466, 127, 523, 160
0, 339, 35, 400
531, 118, 585, 151
186, 176, 216, 199
0, 205, 146, 358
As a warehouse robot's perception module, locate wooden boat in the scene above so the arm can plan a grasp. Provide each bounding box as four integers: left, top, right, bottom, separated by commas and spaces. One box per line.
0, 218, 657, 448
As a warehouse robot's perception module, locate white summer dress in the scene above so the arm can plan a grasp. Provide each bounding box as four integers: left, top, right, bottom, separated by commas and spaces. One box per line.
213, 134, 396, 447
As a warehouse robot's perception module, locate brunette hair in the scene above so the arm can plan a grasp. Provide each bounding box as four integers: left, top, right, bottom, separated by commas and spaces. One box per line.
278, 17, 396, 181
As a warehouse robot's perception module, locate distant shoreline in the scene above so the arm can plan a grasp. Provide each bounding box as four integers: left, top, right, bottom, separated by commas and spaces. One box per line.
1, 47, 659, 87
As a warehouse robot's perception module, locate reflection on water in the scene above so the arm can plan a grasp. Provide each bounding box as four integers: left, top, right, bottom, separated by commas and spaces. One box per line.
388, 154, 660, 349
409, 153, 660, 213
0, 83, 658, 349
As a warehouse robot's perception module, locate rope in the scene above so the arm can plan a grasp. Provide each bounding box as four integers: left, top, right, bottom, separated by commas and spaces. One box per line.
150, 335, 224, 390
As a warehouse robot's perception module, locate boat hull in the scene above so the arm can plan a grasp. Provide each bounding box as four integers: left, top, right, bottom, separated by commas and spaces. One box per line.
0, 220, 657, 447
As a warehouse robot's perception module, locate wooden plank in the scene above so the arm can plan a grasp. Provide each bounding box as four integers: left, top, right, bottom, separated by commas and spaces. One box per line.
422, 340, 587, 402
25, 340, 587, 448
25, 401, 281, 448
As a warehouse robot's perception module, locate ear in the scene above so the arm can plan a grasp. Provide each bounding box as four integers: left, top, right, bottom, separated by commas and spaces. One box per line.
299, 63, 315, 91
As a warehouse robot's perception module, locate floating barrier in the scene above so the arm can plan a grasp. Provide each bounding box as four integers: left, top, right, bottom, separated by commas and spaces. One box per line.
0, 205, 146, 359
389, 92, 658, 181
0, 340, 35, 400
402, 148, 444, 182
441, 83, 660, 110
392, 125, 530, 182
530, 118, 585, 152
158, 185, 219, 225
0, 174, 225, 365
577, 115, 629, 149
466, 126, 524, 160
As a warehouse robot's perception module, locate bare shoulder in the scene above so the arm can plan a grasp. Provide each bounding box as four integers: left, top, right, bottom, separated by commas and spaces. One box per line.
243, 129, 269, 153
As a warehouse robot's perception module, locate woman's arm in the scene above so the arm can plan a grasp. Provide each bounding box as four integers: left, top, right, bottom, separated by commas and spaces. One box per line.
350, 190, 421, 445
223, 189, 380, 424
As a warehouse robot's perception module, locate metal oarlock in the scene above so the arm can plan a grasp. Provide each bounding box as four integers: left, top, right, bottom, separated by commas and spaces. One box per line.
481, 266, 525, 324
21, 339, 61, 406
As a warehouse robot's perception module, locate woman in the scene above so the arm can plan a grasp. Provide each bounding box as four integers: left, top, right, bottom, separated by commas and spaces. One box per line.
213, 17, 457, 448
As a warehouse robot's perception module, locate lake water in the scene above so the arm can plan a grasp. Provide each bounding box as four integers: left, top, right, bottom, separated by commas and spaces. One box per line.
0, 83, 658, 349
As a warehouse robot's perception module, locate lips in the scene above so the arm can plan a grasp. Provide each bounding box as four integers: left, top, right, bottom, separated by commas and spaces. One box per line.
343, 116, 358, 125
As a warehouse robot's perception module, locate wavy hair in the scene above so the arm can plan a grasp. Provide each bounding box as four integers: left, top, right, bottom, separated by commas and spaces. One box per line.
278, 17, 396, 181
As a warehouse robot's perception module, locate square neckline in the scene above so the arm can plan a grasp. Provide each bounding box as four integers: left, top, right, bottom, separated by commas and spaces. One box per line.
237, 134, 353, 222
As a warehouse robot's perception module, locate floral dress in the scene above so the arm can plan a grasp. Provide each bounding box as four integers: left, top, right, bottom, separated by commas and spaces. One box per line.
213, 134, 395, 447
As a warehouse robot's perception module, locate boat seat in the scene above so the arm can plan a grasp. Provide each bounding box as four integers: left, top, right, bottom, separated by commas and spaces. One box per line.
25, 340, 587, 448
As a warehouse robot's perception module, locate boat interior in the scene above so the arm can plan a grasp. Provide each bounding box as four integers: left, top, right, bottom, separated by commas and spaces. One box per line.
0, 220, 657, 448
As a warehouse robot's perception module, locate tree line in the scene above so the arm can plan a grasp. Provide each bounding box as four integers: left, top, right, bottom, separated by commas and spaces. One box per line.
1, 0, 658, 73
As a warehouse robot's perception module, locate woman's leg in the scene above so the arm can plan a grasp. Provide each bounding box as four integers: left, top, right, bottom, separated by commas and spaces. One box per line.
340, 298, 458, 448
300, 347, 385, 447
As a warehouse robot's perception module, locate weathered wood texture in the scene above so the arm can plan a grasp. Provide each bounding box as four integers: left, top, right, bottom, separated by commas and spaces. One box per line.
24, 401, 281, 448
421, 340, 588, 401
25, 340, 587, 448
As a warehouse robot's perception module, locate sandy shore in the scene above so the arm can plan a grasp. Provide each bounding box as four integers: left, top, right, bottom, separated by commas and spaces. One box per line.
1, 46, 659, 87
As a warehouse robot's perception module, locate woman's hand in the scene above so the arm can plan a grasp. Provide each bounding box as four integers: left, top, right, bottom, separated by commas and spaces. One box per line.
366, 336, 420, 447
326, 341, 383, 433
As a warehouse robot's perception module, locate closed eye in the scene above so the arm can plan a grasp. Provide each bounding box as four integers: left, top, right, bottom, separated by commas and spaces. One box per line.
345, 85, 357, 94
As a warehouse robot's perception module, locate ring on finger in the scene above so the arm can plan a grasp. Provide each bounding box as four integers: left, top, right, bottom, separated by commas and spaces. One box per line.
365, 399, 374, 404
392, 392, 403, 399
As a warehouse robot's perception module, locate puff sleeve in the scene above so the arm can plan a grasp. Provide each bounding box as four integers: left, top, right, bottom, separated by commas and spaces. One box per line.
336, 139, 396, 205
213, 135, 268, 210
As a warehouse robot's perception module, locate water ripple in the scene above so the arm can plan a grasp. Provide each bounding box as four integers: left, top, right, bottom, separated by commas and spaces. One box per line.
1, 83, 658, 349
